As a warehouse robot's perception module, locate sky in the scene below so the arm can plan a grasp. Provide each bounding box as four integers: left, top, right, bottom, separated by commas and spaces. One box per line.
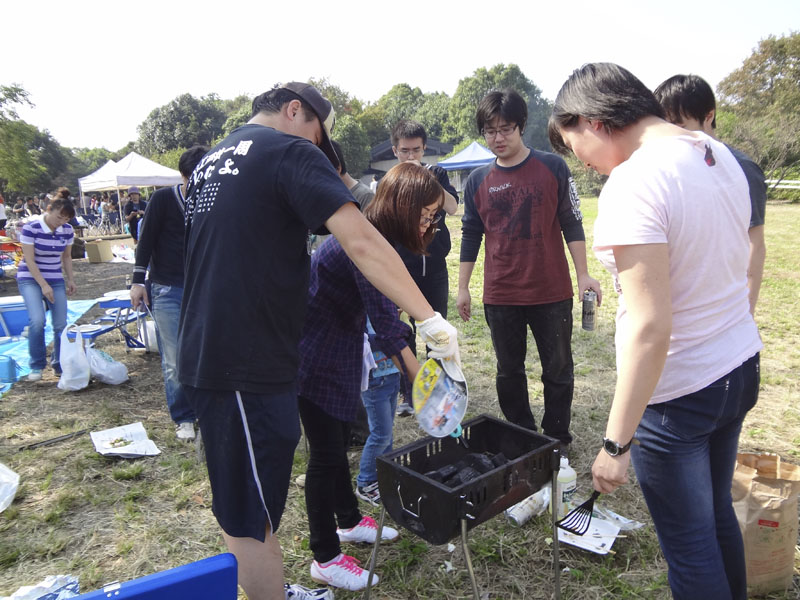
4, 0, 798, 151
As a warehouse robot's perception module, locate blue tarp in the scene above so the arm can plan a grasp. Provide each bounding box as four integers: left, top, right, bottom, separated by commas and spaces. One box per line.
0, 299, 98, 393
437, 141, 495, 171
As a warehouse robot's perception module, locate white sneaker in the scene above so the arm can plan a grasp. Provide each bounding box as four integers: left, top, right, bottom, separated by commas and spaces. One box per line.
27, 369, 42, 382
310, 554, 377, 591
284, 582, 335, 599
175, 422, 196, 440
337, 515, 398, 544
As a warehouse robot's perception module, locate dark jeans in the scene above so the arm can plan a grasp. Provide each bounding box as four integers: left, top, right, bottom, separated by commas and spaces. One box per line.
632, 353, 759, 600
298, 396, 362, 563
483, 300, 574, 444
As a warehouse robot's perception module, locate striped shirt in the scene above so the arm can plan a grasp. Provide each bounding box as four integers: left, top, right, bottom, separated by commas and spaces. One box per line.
16, 215, 74, 282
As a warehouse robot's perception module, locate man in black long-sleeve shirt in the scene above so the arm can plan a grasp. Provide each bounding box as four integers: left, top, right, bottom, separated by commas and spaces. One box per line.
129, 146, 208, 440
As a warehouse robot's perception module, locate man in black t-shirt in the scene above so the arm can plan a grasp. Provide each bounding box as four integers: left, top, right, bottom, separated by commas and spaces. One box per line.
390, 119, 459, 415
179, 82, 460, 600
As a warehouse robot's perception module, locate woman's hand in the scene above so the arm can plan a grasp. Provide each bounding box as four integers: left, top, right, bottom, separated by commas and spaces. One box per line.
40, 281, 55, 303
591, 449, 631, 494
66, 279, 76, 296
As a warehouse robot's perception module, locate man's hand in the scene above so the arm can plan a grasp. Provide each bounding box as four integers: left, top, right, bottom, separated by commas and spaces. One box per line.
130, 284, 149, 309
416, 312, 459, 360
591, 448, 630, 494
577, 274, 603, 306
456, 289, 471, 321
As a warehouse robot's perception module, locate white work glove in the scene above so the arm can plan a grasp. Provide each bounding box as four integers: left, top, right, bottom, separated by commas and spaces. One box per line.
416, 312, 463, 379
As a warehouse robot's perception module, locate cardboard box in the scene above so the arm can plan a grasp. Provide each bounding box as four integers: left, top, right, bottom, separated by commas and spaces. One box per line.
85, 240, 113, 263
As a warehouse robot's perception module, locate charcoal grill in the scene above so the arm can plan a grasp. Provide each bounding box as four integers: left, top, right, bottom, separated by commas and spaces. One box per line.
365, 414, 562, 600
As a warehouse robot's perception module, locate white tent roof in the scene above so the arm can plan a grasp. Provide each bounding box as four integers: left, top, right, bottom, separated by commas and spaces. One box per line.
438, 141, 495, 171
78, 152, 182, 193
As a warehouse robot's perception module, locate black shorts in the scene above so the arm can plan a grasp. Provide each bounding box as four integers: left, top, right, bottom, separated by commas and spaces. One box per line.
186, 386, 301, 541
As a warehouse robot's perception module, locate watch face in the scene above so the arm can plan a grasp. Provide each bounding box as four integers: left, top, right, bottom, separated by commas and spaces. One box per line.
603, 439, 619, 456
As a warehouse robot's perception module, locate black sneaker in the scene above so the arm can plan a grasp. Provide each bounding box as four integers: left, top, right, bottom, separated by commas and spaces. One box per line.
356, 481, 381, 506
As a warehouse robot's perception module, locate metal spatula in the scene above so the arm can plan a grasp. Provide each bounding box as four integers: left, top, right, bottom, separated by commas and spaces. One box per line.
557, 491, 601, 536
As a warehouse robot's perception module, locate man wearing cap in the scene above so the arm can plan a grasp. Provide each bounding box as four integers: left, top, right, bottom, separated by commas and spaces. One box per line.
123, 186, 147, 242
178, 82, 461, 600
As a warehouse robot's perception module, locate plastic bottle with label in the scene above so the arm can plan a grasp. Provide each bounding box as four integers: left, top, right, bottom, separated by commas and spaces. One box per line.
505, 483, 551, 526
551, 456, 577, 518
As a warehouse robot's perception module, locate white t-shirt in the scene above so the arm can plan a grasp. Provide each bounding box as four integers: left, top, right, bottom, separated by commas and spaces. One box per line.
594, 132, 762, 404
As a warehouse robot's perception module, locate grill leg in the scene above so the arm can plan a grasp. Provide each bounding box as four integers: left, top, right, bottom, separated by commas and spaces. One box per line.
460, 519, 480, 600
551, 462, 561, 600
364, 506, 385, 599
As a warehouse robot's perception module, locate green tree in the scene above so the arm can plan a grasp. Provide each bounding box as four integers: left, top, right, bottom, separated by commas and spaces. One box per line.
221, 94, 253, 137
717, 32, 800, 181
0, 84, 67, 193
136, 93, 226, 156
377, 83, 425, 131
445, 64, 551, 150
356, 104, 390, 147
332, 114, 370, 177
307, 77, 362, 118
413, 92, 451, 141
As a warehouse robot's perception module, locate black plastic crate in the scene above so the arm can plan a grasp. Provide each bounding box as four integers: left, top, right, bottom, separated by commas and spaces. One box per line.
376, 414, 558, 545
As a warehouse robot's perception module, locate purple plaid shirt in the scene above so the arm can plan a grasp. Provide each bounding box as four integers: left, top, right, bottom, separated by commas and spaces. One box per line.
297, 237, 411, 421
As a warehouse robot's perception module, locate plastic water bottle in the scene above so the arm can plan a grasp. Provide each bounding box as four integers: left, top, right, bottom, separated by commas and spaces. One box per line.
555, 456, 577, 518
505, 483, 551, 526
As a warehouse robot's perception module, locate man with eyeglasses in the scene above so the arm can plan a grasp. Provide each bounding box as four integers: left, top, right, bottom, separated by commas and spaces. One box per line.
458, 89, 602, 454
390, 119, 459, 416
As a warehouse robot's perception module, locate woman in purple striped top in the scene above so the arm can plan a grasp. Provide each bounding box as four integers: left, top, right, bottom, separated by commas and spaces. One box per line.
16, 198, 77, 381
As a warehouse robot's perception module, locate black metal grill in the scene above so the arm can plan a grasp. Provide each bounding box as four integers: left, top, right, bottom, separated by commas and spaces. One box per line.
376, 414, 559, 545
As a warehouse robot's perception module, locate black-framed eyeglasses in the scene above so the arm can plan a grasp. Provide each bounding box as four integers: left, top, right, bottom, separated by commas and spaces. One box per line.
421, 213, 442, 226
482, 124, 518, 140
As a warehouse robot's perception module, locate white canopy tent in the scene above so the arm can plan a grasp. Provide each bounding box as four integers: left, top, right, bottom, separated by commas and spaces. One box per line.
78, 152, 183, 194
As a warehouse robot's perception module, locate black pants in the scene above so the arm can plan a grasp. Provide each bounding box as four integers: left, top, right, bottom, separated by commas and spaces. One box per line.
298, 396, 362, 563
400, 266, 449, 403
483, 300, 574, 444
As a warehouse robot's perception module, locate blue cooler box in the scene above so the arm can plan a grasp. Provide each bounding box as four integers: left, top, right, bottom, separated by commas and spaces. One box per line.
0, 296, 28, 337
75, 553, 237, 599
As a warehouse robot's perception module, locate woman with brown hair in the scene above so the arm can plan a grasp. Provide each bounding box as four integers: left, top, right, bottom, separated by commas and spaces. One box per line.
297, 162, 444, 592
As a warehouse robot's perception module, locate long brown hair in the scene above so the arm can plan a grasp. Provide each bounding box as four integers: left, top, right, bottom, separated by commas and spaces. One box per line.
363, 162, 443, 255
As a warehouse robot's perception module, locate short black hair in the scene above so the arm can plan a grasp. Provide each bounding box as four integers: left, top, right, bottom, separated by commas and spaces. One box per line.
391, 120, 427, 147
250, 85, 316, 122
178, 145, 210, 178
476, 89, 528, 136
548, 63, 665, 155
653, 74, 716, 129
330, 140, 347, 175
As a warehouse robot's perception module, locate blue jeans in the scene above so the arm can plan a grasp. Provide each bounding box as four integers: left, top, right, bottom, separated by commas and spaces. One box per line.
18, 278, 66, 371
357, 373, 400, 487
151, 283, 195, 424
483, 300, 574, 443
631, 353, 760, 600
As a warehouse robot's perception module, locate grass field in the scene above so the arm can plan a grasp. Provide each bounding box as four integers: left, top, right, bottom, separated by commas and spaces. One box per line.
0, 198, 797, 599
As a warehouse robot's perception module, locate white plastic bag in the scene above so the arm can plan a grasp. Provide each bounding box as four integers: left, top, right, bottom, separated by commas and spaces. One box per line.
57, 326, 90, 391
87, 347, 128, 385
0, 462, 20, 513
0, 574, 79, 599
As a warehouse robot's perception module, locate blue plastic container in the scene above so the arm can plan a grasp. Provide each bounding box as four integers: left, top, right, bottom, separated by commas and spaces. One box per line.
0, 355, 19, 382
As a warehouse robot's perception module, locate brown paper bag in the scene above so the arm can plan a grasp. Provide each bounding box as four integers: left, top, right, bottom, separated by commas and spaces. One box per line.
731, 452, 800, 595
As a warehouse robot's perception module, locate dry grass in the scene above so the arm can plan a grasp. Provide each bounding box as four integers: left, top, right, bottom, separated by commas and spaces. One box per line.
0, 199, 798, 599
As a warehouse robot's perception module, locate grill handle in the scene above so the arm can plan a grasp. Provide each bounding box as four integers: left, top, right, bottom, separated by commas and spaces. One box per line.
397, 484, 423, 518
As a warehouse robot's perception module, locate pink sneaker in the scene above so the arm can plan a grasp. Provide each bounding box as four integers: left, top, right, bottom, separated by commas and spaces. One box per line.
310, 554, 377, 591
336, 515, 399, 544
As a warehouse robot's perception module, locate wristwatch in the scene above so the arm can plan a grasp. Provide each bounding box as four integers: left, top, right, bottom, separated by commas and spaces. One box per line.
602, 437, 633, 457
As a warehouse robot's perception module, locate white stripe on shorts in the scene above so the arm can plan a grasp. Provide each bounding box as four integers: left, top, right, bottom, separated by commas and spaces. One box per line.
235, 390, 274, 535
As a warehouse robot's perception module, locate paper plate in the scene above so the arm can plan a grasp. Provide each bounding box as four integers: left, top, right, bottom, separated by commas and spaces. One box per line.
77, 324, 102, 333
411, 358, 468, 438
